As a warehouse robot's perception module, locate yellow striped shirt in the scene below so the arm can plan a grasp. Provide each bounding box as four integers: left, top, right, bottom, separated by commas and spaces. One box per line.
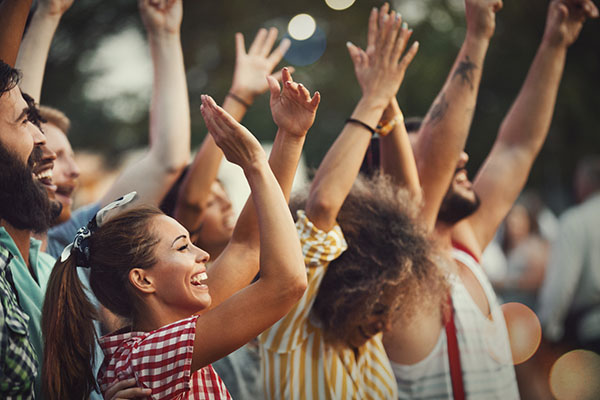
259, 211, 398, 399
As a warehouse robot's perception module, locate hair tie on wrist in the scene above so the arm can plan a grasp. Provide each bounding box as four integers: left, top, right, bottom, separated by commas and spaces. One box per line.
345, 118, 376, 135
227, 92, 252, 109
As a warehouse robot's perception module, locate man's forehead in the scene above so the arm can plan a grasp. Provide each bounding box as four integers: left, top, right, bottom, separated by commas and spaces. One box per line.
0, 86, 27, 117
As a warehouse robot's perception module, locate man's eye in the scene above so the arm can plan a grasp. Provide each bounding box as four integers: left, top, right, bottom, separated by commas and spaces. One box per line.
178, 244, 189, 251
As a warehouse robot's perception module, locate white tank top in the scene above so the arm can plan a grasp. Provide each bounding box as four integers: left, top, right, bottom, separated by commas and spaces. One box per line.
391, 247, 520, 399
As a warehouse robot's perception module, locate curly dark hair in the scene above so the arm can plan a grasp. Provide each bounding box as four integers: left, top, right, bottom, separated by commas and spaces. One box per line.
0, 60, 20, 97
292, 173, 448, 347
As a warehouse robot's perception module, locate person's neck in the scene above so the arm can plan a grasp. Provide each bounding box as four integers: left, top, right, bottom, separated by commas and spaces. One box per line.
31, 231, 48, 252
433, 221, 454, 252
132, 300, 191, 332
1, 221, 33, 270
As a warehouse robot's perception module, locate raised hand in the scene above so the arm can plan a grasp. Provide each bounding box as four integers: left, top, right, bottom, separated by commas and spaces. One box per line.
37, 0, 75, 17
200, 95, 266, 169
465, 0, 503, 39
138, 0, 183, 36
229, 28, 292, 105
267, 67, 320, 137
346, 4, 419, 108
543, 0, 598, 47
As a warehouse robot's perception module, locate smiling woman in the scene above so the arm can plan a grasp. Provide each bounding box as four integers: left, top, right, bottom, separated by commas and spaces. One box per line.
40, 92, 308, 400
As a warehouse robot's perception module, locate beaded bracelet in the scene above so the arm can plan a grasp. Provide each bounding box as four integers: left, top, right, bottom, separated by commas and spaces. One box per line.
376, 113, 404, 137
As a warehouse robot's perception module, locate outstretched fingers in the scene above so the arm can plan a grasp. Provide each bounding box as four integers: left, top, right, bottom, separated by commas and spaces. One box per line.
268, 38, 292, 65
390, 22, 413, 65
366, 7, 379, 54
235, 32, 246, 60
259, 27, 279, 57
398, 41, 420, 72
247, 28, 268, 55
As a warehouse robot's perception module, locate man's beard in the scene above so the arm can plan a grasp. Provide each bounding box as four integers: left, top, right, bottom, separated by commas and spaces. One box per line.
437, 186, 481, 225
0, 144, 60, 233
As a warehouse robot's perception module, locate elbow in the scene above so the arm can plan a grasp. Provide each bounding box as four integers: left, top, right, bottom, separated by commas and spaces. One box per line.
306, 191, 336, 224
277, 267, 307, 305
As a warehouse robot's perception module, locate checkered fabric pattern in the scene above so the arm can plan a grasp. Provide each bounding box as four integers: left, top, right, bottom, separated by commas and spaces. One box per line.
98, 315, 231, 399
0, 245, 37, 399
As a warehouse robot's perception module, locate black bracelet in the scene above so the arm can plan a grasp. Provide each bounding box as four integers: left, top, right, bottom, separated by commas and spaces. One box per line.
345, 118, 376, 135
227, 92, 252, 108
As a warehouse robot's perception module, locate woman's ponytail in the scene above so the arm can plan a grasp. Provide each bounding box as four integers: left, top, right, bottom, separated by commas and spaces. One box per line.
42, 253, 98, 400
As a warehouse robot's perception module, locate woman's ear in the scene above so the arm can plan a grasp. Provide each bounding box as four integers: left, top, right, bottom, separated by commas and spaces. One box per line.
129, 268, 155, 294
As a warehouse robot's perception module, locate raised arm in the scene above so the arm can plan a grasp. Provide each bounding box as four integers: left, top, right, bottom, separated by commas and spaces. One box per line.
379, 89, 421, 200
99, 0, 190, 207
191, 95, 307, 370
201, 68, 319, 308
307, 4, 419, 231
0, 0, 33, 66
174, 28, 291, 237
413, 0, 502, 232
455, 0, 598, 253
15, 0, 74, 101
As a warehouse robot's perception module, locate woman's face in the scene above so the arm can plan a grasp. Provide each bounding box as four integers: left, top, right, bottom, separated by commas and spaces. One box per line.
147, 215, 212, 314
194, 182, 236, 248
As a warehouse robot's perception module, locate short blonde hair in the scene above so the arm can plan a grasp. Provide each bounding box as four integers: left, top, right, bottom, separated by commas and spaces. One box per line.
39, 105, 71, 135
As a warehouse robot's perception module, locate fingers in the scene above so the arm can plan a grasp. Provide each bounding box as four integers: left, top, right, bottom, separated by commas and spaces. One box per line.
260, 27, 279, 57
398, 41, 420, 72
270, 66, 295, 82
267, 75, 281, 99
112, 387, 152, 400
104, 378, 136, 399
381, 11, 402, 60
267, 38, 292, 65
297, 83, 311, 100
346, 41, 365, 68
366, 7, 379, 54
248, 28, 268, 55
390, 22, 413, 65
310, 91, 321, 108
235, 32, 246, 59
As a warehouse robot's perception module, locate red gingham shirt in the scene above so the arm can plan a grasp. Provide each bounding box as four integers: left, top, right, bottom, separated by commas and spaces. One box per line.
98, 315, 231, 399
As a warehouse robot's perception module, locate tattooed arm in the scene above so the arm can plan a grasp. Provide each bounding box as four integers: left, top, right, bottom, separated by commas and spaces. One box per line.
452, 0, 598, 255
413, 0, 502, 232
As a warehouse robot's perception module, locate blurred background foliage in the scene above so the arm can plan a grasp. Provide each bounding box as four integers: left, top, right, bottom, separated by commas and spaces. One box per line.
35, 0, 600, 211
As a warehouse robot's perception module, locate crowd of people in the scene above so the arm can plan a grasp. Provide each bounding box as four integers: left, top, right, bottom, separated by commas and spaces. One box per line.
0, 0, 598, 398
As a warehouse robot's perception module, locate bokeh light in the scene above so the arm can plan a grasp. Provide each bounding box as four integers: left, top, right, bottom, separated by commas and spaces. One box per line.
501, 302, 542, 364
325, 0, 356, 11
283, 27, 327, 67
550, 350, 600, 400
288, 14, 316, 41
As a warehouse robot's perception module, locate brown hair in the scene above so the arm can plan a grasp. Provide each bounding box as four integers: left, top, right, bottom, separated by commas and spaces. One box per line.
38, 105, 71, 135
295, 174, 448, 347
42, 206, 163, 399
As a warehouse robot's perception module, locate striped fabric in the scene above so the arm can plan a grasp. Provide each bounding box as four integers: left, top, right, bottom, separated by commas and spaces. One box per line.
390, 247, 519, 399
260, 211, 398, 400
98, 315, 231, 399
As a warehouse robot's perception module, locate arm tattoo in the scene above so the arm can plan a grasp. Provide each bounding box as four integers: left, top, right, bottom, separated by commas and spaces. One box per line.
427, 94, 448, 126
453, 56, 477, 90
